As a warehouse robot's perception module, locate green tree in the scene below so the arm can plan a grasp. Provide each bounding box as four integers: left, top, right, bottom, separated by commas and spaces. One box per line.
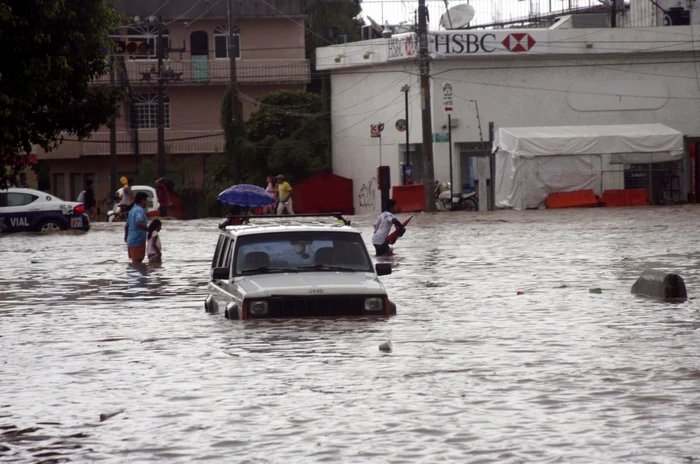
243, 90, 330, 185
218, 86, 253, 185
0, 0, 124, 188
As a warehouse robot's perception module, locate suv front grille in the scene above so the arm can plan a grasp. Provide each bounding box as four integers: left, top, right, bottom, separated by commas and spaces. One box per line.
267, 296, 375, 318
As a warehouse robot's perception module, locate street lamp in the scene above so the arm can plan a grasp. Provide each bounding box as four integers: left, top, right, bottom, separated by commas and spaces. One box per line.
401, 84, 410, 167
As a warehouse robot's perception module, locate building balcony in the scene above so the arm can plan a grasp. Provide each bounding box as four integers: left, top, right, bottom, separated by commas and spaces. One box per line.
39, 130, 225, 159
94, 58, 310, 86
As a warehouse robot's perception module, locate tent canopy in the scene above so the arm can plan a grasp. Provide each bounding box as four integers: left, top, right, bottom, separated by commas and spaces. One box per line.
495, 124, 684, 160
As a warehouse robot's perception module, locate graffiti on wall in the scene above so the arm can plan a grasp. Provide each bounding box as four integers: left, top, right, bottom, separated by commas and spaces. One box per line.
358, 177, 377, 210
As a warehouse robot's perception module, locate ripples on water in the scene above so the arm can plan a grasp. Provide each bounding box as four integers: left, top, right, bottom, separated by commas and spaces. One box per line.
2, 207, 700, 463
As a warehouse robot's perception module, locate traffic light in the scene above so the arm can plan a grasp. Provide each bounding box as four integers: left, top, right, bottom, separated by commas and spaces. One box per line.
111, 40, 150, 55
125, 40, 150, 54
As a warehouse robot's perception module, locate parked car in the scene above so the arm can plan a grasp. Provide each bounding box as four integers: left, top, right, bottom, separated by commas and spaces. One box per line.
205, 214, 397, 320
107, 185, 160, 222
0, 188, 90, 233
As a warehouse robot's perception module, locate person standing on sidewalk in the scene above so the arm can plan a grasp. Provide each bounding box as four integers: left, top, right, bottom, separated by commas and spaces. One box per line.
124, 192, 149, 264
276, 174, 294, 215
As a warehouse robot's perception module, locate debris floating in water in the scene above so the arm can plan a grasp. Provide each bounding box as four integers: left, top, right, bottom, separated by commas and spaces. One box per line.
99, 410, 124, 422
517, 291, 524, 295
378, 341, 393, 352
589, 287, 602, 294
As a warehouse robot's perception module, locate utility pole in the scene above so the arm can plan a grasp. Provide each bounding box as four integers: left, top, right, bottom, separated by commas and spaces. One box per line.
156, 15, 166, 178
610, 0, 617, 27
401, 84, 410, 167
227, 0, 241, 184
109, 55, 117, 198
418, 0, 436, 212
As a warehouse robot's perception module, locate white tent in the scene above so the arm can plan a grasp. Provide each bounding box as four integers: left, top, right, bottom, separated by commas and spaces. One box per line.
494, 124, 684, 210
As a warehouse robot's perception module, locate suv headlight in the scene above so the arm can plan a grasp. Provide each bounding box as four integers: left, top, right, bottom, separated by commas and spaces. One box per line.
248, 300, 270, 317
364, 297, 384, 312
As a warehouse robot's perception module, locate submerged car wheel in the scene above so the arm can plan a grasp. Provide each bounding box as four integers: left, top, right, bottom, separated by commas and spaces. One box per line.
37, 219, 63, 232
390, 301, 397, 315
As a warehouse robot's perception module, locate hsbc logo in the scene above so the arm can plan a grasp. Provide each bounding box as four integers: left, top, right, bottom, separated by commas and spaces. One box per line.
387, 31, 544, 60
501, 33, 537, 52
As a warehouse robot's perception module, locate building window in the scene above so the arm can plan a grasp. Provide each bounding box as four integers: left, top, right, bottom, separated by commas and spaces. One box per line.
70, 173, 83, 201
132, 93, 171, 130
53, 173, 65, 199
214, 25, 240, 59
127, 25, 169, 61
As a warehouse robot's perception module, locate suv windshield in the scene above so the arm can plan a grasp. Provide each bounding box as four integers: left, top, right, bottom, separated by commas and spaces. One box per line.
234, 231, 373, 275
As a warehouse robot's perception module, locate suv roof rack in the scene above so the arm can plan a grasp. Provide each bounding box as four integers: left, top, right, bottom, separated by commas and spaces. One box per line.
218, 213, 350, 230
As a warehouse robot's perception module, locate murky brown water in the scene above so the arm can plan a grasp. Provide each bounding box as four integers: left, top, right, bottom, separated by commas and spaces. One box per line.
2, 207, 700, 463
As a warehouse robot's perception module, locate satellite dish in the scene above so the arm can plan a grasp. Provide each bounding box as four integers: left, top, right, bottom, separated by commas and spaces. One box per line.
366, 16, 383, 35
439, 4, 476, 29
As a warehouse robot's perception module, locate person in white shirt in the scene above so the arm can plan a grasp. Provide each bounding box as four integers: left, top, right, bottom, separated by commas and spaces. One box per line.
147, 218, 163, 263
371, 199, 405, 256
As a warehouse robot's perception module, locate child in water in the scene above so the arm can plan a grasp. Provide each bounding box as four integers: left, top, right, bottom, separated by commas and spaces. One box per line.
147, 219, 162, 263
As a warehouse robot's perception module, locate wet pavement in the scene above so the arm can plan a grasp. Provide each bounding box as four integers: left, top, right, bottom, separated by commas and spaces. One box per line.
1, 207, 700, 463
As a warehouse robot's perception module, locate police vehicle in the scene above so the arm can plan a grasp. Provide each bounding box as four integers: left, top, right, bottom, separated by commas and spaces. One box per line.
0, 188, 90, 233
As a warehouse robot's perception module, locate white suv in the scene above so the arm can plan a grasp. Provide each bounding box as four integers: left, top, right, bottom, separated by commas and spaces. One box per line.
205, 215, 396, 320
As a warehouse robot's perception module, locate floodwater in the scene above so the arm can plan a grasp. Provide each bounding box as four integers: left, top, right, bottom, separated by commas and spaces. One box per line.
2, 207, 700, 463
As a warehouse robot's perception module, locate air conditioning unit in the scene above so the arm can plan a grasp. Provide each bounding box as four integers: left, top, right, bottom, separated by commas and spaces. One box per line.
663, 7, 690, 26
571, 14, 610, 28
361, 25, 381, 41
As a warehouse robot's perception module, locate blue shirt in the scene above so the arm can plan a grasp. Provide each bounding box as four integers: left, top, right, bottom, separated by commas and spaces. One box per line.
126, 205, 148, 247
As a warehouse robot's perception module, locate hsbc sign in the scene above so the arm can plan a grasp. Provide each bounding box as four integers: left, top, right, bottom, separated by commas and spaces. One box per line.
387, 31, 546, 61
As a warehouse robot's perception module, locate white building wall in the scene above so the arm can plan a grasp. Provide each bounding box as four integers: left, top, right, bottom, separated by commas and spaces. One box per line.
321, 26, 700, 213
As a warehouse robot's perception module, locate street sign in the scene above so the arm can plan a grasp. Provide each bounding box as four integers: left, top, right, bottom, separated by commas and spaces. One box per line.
443, 82, 453, 113
370, 123, 385, 138
395, 119, 407, 132
433, 133, 449, 143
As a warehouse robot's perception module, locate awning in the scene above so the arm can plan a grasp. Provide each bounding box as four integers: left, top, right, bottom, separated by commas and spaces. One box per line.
495, 123, 684, 161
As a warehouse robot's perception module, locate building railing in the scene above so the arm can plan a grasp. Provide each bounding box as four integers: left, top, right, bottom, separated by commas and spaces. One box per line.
41, 130, 225, 158
93, 58, 310, 86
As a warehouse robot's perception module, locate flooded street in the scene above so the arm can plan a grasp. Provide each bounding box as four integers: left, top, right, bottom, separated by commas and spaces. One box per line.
2, 207, 700, 463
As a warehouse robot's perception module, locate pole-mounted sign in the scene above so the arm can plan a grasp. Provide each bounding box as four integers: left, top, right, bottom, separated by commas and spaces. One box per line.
443, 83, 453, 113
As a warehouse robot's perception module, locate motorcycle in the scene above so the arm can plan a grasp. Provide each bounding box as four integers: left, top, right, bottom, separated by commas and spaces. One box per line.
435, 181, 478, 212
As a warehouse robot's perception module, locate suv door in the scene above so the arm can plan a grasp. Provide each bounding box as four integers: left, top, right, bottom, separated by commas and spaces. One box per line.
0, 192, 40, 232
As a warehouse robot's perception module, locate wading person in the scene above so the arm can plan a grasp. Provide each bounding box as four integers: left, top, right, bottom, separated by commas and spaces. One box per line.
84, 179, 96, 222
147, 218, 163, 263
124, 192, 149, 264
276, 174, 294, 215
155, 178, 171, 217
371, 199, 405, 257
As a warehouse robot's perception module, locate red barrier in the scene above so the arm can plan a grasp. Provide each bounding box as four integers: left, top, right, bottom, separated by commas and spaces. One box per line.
294, 172, 354, 215
600, 189, 650, 207
545, 189, 600, 209
392, 184, 426, 212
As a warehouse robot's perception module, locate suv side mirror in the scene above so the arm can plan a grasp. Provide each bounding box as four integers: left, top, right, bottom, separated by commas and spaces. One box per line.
211, 266, 230, 281
375, 263, 392, 276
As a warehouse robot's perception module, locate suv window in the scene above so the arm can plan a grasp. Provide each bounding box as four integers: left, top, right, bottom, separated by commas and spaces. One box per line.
233, 231, 372, 275
3, 193, 38, 207
212, 234, 234, 269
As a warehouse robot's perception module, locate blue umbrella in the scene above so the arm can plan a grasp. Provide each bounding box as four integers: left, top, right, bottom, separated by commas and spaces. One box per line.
217, 184, 275, 207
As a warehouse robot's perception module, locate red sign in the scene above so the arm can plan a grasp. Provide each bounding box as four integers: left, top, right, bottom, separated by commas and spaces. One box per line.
370, 123, 384, 138
501, 33, 536, 52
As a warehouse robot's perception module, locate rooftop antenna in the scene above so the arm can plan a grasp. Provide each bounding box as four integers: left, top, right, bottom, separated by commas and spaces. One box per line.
439, 3, 476, 29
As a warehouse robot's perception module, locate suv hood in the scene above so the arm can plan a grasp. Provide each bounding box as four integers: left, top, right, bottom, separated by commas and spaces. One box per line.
235, 272, 386, 297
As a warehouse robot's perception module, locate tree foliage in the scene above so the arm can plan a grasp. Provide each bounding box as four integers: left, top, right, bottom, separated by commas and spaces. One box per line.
214, 90, 330, 187
0, 0, 124, 188
245, 90, 330, 185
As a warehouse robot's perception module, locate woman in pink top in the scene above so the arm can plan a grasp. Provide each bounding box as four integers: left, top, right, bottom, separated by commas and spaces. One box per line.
264, 176, 277, 215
